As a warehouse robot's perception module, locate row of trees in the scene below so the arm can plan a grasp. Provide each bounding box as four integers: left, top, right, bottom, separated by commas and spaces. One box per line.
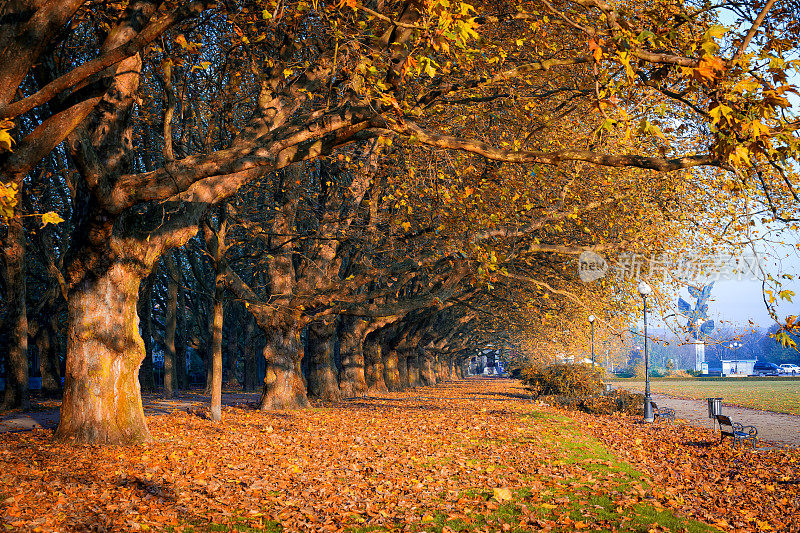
1, 0, 798, 443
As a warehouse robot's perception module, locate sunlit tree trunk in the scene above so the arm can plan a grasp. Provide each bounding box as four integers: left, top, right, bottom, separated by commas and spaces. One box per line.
258, 318, 309, 409
1, 212, 29, 410
383, 348, 400, 391
257, 167, 308, 410
57, 258, 151, 442
209, 281, 223, 421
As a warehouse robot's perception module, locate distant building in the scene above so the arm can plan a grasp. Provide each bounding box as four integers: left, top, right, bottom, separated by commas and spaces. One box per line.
720, 359, 756, 376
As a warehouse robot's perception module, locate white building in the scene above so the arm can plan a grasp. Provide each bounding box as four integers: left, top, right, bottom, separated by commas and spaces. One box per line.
720, 359, 756, 376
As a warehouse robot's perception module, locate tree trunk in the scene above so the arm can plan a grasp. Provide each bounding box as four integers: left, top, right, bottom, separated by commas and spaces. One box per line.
364, 332, 387, 394
163, 254, 178, 398
1, 212, 29, 410
338, 317, 368, 397
305, 321, 340, 401
34, 312, 62, 398
209, 281, 223, 422
258, 319, 309, 410
224, 311, 239, 389
407, 350, 420, 388
175, 258, 188, 389
418, 349, 436, 386
56, 261, 150, 443
242, 318, 258, 392
396, 352, 409, 390
383, 348, 400, 391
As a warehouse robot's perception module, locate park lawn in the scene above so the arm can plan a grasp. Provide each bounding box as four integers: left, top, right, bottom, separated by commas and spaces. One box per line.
607, 378, 800, 414
0, 379, 718, 533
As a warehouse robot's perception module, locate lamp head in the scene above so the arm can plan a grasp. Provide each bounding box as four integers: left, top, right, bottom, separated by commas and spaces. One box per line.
637, 281, 652, 296
588, 314, 596, 323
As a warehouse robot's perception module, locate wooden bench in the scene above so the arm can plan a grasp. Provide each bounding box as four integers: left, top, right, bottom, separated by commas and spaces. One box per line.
715, 414, 757, 448
650, 401, 675, 423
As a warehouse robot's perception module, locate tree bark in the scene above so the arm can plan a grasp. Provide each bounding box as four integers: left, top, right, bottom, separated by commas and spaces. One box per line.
35, 314, 62, 397
258, 319, 309, 409
242, 317, 258, 392
407, 350, 420, 388
163, 254, 179, 398
383, 345, 400, 391
364, 331, 387, 394
338, 316, 369, 397
1, 212, 29, 410
396, 351, 409, 390
418, 348, 436, 386
209, 281, 223, 421
56, 261, 150, 443
305, 321, 340, 401
224, 310, 239, 389
175, 255, 188, 389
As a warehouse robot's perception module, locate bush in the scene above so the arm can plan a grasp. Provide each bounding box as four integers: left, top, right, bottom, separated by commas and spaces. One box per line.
580, 389, 645, 416
521, 363, 605, 399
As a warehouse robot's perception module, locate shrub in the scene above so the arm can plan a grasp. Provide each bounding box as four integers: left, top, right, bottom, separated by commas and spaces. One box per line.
521, 363, 605, 399
549, 389, 645, 416
581, 389, 645, 416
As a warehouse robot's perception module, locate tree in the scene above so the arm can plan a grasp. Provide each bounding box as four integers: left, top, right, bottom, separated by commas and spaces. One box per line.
2, 0, 797, 443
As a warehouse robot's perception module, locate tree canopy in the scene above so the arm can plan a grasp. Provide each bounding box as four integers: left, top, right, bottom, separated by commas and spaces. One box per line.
0, 0, 798, 442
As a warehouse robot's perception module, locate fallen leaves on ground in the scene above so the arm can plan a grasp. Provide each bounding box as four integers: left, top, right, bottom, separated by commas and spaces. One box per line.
580, 410, 800, 532
0, 379, 791, 532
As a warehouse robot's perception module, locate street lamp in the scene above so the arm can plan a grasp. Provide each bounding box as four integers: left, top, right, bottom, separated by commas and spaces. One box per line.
638, 281, 654, 423
588, 315, 596, 369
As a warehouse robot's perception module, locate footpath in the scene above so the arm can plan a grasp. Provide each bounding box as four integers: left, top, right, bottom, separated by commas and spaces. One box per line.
4, 389, 800, 448
652, 393, 800, 447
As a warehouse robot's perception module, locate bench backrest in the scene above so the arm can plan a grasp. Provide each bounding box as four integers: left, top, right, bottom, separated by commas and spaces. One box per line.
716, 414, 734, 436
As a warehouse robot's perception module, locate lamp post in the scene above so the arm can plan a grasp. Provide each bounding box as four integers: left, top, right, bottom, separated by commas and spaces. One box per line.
588, 315, 596, 369
729, 342, 742, 374
638, 281, 654, 423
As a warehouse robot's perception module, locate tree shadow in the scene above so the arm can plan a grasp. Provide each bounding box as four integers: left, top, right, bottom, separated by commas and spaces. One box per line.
117, 476, 177, 502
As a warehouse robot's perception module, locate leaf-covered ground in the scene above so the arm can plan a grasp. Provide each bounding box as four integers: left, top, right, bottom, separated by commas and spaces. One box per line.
1, 379, 797, 532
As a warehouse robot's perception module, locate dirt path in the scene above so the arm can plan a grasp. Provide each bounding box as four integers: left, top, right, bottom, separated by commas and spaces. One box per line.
652, 393, 800, 447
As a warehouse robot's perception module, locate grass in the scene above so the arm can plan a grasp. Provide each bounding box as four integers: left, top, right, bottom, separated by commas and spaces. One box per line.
607, 378, 800, 414
344, 413, 718, 533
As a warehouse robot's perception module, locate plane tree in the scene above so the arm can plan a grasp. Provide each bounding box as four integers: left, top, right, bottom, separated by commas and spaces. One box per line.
1, 0, 796, 442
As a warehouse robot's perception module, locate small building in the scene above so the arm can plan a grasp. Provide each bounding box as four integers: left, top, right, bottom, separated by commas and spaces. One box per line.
720, 359, 756, 376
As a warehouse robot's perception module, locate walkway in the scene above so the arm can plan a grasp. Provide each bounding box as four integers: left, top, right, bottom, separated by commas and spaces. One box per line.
652, 393, 800, 447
